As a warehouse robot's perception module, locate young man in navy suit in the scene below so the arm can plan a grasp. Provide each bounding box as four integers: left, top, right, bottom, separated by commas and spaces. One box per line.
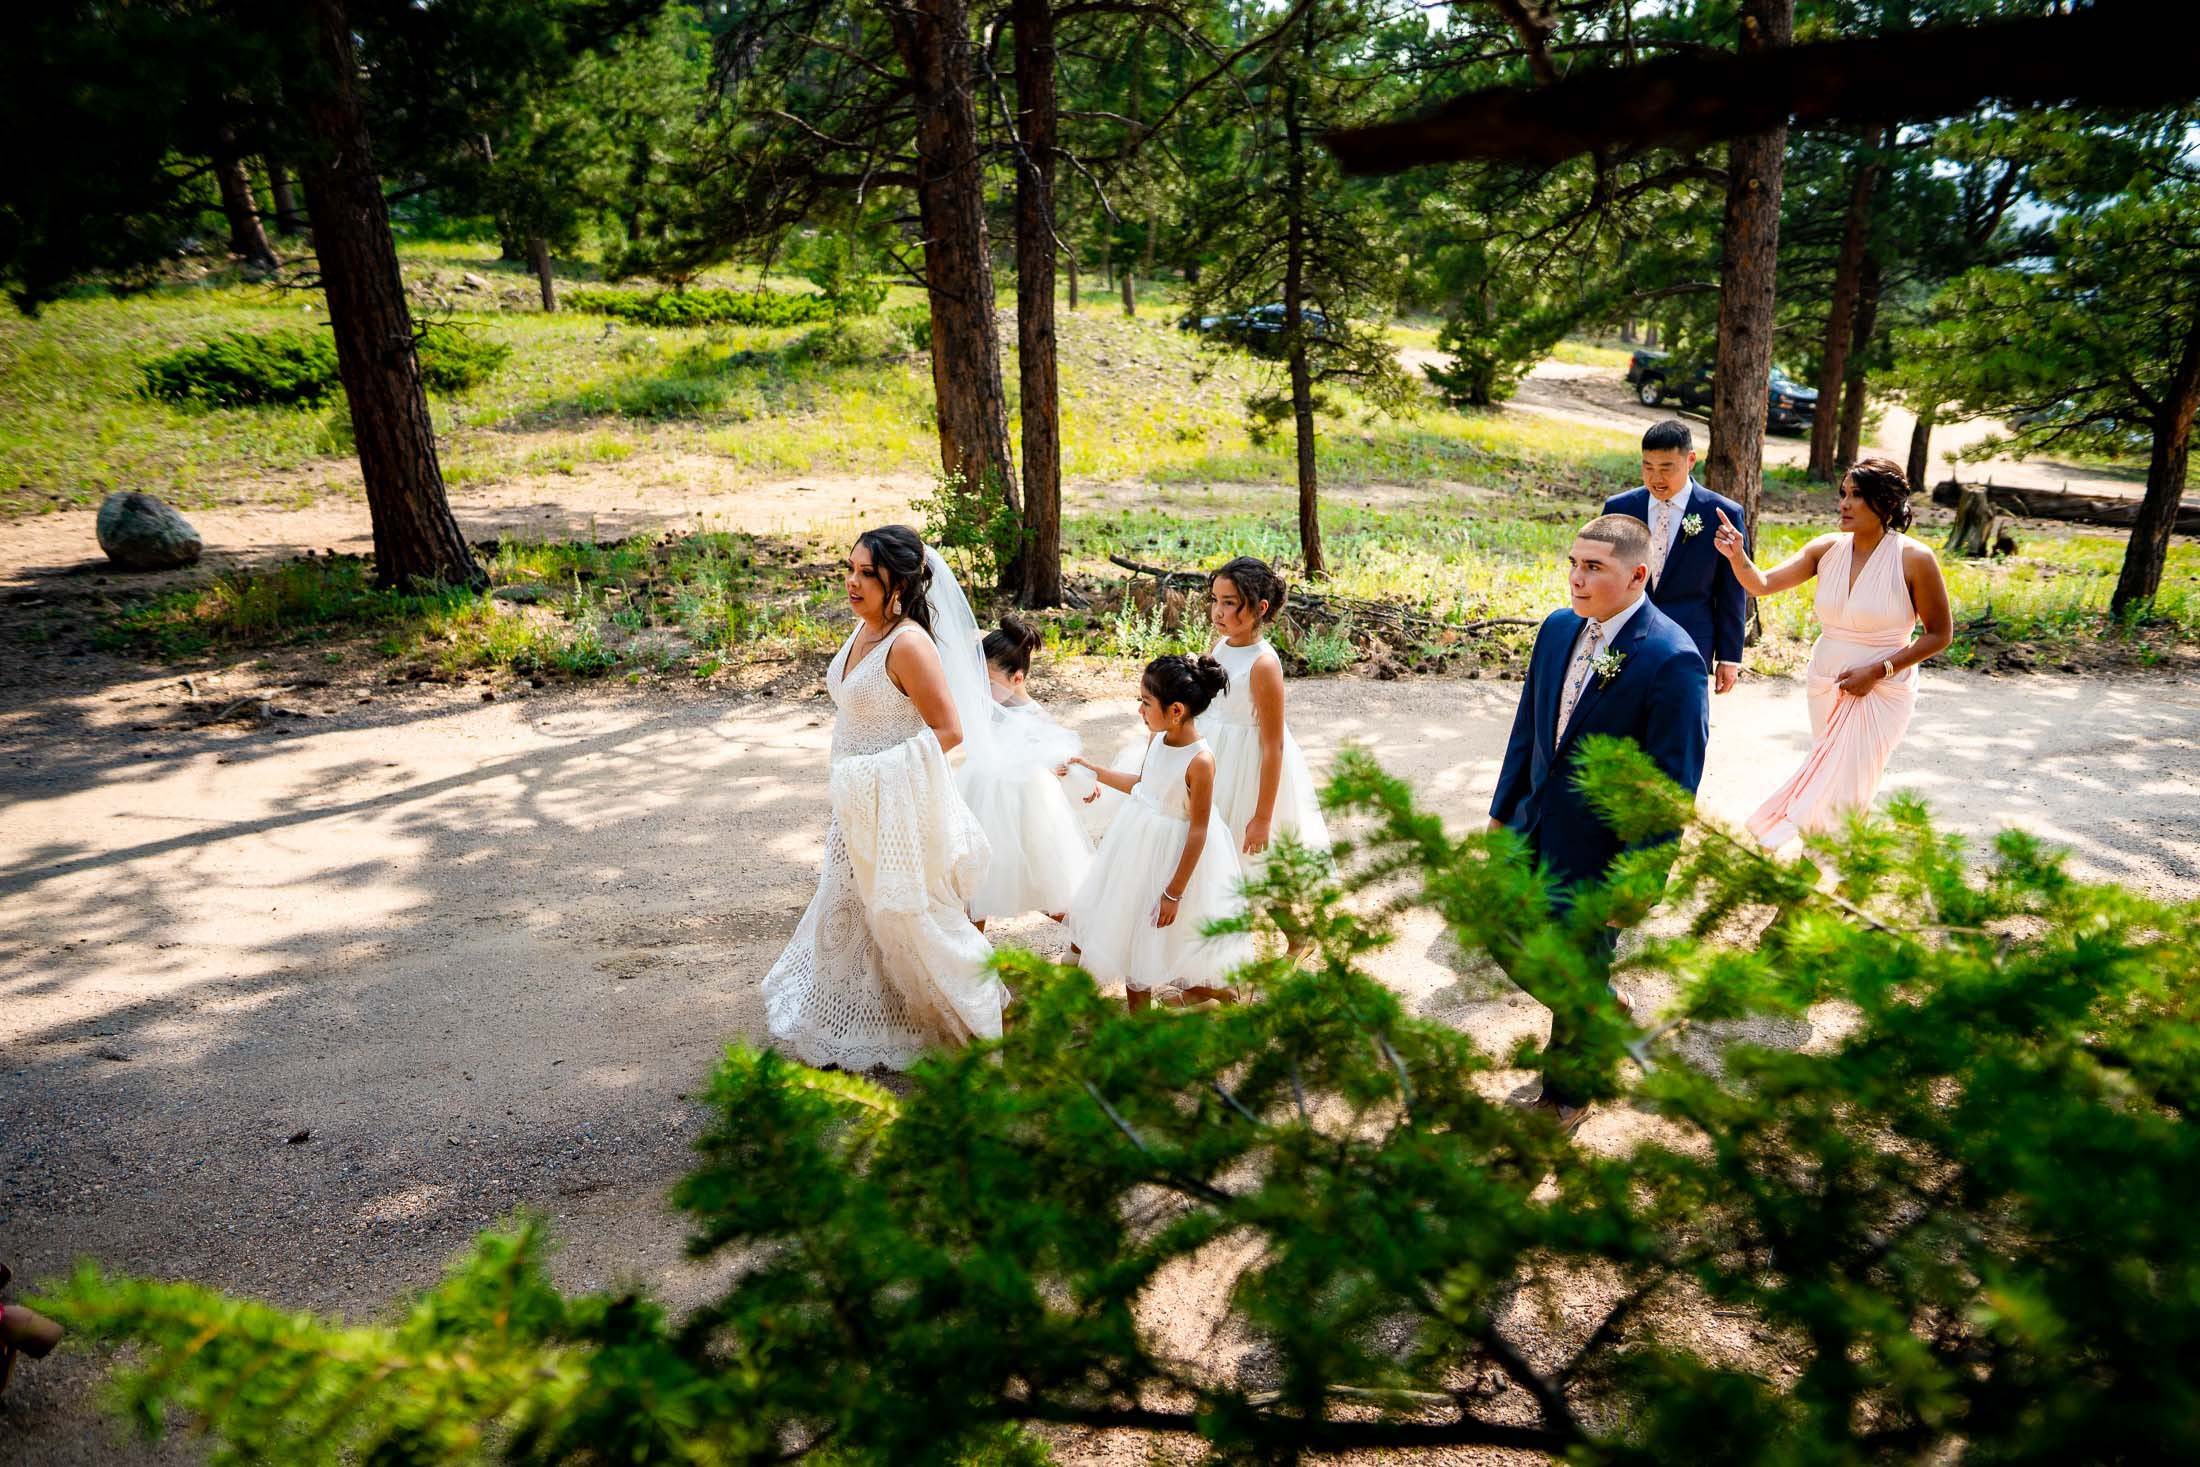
1488, 514, 1710, 1130
1602, 420, 1747, 694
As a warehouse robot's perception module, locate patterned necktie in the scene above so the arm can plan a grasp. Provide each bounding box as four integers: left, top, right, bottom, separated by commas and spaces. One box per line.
1555, 620, 1604, 749
1650, 497, 1674, 584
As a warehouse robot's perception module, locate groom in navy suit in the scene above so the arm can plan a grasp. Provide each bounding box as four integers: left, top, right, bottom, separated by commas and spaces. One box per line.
1488, 513, 1709, 1127
1603, 419, 1747, 694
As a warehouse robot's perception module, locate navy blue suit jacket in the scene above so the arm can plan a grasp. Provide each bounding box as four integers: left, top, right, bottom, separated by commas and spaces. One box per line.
1602, 482, 1747, 669
1488, 598, 1710, 897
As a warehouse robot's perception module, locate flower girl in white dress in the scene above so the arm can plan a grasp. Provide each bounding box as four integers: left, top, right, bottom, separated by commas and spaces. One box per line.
956, 615, 1093, 927
1066, 655, 1255, 1011
1204, 557, 1330, 865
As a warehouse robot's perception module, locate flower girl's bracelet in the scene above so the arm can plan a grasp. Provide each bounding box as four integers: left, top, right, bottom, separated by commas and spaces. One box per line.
1161, 888, 1183, 902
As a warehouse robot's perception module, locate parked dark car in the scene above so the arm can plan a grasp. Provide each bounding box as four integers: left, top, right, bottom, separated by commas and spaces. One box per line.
1626, 348, 1819, 435
1178, 302, 1335, 357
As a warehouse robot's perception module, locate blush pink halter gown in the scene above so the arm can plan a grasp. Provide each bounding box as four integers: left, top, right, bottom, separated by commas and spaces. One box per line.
1747, 531, 1921, 849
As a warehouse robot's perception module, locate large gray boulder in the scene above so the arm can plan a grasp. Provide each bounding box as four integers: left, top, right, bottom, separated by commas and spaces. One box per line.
96, 492, 204, 571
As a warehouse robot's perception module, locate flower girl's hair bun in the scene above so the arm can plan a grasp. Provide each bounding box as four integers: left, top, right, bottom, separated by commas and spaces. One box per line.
1210, 556, 1288, 623
1143, 653, 1230, 717
983, 614, 1044, 676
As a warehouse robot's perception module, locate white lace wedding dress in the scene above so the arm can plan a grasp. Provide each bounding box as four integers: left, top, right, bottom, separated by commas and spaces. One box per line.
762, 621, 1004, 1070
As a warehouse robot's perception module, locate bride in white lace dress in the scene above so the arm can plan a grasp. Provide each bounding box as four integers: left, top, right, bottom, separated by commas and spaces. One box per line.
762, 525, 1006, 1071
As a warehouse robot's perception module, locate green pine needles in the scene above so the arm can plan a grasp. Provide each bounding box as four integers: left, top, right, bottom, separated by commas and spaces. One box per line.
40, 740, 2200, 1464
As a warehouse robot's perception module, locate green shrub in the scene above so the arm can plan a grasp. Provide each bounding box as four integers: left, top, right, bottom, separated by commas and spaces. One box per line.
915, 467, 1023, 595
564, 287, 836, 329
140, 326, 509, 408
887, 303, 933, 353
414, 328, 513, 395
45, 740, 2200, 1464
793, 316, 905, 366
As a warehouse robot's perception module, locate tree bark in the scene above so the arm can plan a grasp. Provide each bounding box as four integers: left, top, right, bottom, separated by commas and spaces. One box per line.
895, 0, 1021, 586
1121, 267, 1136, 317
1703, 0, 1792, 570
1644, 321, 1659, 348
1283, 58, 1324, 579
1906, 408, 1934, 491
1837, 255, 1881, 469
1619, 318, 1635, 343
298, 0, 481, 591
1810, 129, 1882, 479
265, 156, 306, 236
1013, 0, 1062, 607
527, 235, 557, 312
1929, 481, 2200, 536
214, 134, 278, 272
1944, 486, 2016, 559
1067, 246, 1079, 310
2113, 300, 2200, 615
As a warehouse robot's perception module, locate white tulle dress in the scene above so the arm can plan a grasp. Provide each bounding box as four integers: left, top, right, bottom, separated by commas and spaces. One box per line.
956, 696, 1093, 919
1067, 732, 1256, 997
762, 622, 1004, 1071
1204, 637, 1330, 861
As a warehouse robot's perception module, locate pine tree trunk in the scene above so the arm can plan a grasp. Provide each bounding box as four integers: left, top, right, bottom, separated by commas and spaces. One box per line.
1067, 246, 1079, 310
896, 0, 1020, 585
1620, 319, 1636, 343
1704, 0, 1793, 568
1121, 268, 1135, 317
1906, 408, 1935, 491
2112, 300, 2200, 615
265, 157, 306, 236
214, 136, 278, 271
1644, 321, 1659, 348
299, 0, 481, 591
1283, 65, 1324, 580
528, 236, 557, 312
1013, 0, 1062, 607
1837, 257, 1881, 469
1809, 129, 1882, 480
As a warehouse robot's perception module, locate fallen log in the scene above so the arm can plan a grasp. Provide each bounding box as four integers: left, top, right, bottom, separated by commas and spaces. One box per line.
1106, 554, 1539, 638
1929, 481, 2200, 537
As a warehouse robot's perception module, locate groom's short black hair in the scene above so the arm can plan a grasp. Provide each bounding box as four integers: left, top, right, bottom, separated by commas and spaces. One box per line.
1579, 513, 1652, 566
1642, 419, 1693, 454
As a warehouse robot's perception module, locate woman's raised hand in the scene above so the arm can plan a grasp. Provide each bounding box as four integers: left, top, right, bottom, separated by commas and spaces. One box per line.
1713, 506, 1747, 563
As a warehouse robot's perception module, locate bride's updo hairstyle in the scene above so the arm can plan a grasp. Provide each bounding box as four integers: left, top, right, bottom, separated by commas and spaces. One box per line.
1844, 457, 1915, 533
982, 614, 1043, 676
857, 525, 935, 635
1143, 653, 1231, 717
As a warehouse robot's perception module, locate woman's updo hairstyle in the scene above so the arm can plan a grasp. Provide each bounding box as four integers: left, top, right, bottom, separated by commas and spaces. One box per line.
856, 525, 935, 635
1844, 457, 1914, 533
1142, 653, 1231, 717
1210, 555, 1288, 624
982, 613, 1043, 677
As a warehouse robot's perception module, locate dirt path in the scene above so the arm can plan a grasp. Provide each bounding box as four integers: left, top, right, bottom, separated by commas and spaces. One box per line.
0, 465, 935, 597
1387, 349, 2174, 504
1500, 359, 2169, 502
5, 663, 2198, 1462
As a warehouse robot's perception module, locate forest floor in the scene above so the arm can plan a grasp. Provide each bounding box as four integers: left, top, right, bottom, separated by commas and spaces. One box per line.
5, 447, 2200, 1462
6, 248, 2200, 1461
3, 644, 2198, 1465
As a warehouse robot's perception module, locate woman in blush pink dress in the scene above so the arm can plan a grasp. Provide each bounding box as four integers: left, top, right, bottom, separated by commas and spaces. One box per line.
1711, 458, 1954, 849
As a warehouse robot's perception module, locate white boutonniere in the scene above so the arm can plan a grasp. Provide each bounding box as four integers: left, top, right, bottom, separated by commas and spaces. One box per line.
1589, 648, 1626, 688
1681, 512, 1704, 539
